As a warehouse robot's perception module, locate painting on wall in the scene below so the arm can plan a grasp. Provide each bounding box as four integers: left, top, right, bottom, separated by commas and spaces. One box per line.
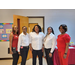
0, 23, 13, 42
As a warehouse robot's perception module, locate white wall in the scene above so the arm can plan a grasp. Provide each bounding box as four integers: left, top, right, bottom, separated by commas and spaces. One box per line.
0, 42, 12, 58
0, 9, 75, 58
29, 18, 43, 28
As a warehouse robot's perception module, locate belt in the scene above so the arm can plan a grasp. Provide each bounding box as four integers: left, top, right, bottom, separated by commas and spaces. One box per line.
23, 46, 29, 48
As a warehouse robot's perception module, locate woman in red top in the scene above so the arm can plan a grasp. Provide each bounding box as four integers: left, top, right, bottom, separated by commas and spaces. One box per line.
57, 24, 71, 65
9, 25, 19, 65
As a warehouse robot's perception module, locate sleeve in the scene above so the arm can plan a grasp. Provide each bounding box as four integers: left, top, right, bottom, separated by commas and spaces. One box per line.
29, 33, 32, 44
64, 34, 71, 43
17, 34, 22, 52
50, 36, 56, 53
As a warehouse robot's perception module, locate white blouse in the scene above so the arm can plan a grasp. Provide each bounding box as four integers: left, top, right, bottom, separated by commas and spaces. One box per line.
44, 33, 56, 53
18, 32, 29, 52
29, 32, 45, 50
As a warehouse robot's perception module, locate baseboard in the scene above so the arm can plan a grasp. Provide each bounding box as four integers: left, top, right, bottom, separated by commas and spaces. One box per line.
0, 58, 13, 60
0, 56, 45, 60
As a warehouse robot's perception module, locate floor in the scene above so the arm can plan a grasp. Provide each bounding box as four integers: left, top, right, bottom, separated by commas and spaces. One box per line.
0, 58, 47, 65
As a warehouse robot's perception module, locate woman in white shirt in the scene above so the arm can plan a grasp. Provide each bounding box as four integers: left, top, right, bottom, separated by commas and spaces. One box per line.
29, 25, 45, 65
18, 26, 29, 65
44, 27, 56, 65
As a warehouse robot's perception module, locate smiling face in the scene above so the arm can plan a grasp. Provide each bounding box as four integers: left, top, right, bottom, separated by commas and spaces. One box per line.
59, 26, 65, 34
13, 25, 18, 33
22, 27, 27, 33
47, 27, 52, 34
35, 26, 39, 33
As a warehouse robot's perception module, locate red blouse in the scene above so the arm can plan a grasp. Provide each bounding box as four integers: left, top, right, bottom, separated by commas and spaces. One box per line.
57, 33, 71, 52
12, 33, 18, 51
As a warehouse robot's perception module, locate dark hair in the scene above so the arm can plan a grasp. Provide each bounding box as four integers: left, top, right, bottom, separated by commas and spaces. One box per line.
32, 25, 42, 32
44, 26, 55, 39
12, 25, 19, 35
47, 26, 55, 34
22, 26, 27, 30
59, 24, 67, 32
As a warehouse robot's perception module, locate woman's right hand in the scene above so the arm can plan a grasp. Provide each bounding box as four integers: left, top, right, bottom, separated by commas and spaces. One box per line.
18, 52, 20, 55
29, 44, 33, 51
10, 50, 13, 54
30, 47, 33, 51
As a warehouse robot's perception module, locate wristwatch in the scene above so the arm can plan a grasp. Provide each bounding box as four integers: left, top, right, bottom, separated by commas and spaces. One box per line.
64, 53, 67, 55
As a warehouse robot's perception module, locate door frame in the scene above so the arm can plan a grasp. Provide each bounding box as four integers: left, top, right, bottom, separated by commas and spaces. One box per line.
28, 23, 38, 27
27, 16, 45, 33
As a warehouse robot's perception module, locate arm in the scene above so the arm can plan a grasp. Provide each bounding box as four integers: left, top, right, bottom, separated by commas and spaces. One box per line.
49, 36, 56, 57
65, 43, 69, 53
42, 44, 44, 52
29, 44, 33, 51
18, 34, 22, 53
63, 43, 69, 59
29, 33, 33, 51
42, 33, 45, 52
50, 36, 56, 53
9, 33, 13, 54
63, 34, 71, 59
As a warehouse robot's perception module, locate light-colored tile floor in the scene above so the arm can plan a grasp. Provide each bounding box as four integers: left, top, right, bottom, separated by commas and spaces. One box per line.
0, 59, 13, 65
0, 58, 47, 65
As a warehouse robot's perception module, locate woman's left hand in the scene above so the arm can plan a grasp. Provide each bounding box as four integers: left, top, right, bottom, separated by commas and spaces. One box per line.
63, 54, 67, 59
42, 47, 44, 52
49, 53, 52, 58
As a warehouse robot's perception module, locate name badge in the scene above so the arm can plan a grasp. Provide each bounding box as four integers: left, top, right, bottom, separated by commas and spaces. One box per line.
21, 46, 23, 49
49, 36, 51, 39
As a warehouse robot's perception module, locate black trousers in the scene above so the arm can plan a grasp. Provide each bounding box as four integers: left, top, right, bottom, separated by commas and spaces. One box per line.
20, 46, 29, 65
32, 49, 43, 65
12, 51, 19, 65
45, 48, 53, 65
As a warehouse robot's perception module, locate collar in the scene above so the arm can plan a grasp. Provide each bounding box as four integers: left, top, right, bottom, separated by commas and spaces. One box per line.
48, 33, 53, 36
50, 33, 53, 35
22, 32, 27, 35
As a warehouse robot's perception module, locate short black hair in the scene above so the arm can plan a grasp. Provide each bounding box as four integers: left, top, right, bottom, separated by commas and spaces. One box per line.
32, 25, 42, 32
22, 26, 27, 29
59, 24, 67, 32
